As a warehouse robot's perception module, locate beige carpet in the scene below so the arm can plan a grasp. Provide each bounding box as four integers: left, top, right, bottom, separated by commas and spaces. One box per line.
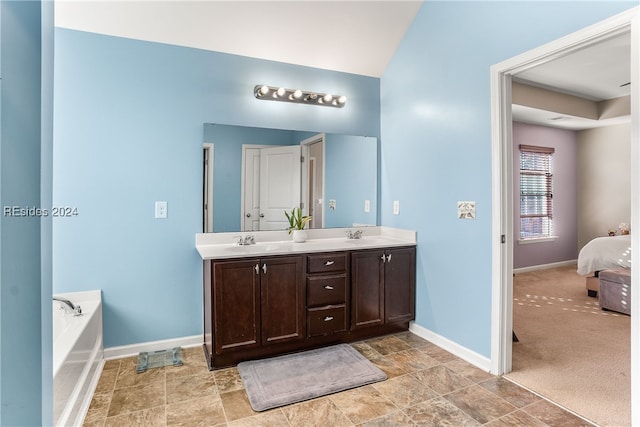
506, 265, 630, 427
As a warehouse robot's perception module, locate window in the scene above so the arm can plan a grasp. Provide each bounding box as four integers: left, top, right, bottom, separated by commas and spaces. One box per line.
519, 144, 554, 239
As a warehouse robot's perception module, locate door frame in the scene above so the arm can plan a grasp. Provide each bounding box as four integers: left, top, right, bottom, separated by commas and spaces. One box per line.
203, 143, 214, 232
300, 133, 326, 227
490, 6, 639, 423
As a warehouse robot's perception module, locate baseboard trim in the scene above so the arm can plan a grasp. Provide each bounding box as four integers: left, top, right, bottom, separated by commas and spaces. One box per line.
103, 335, 202, 360
513, 259, 577, 274
409, 322, 492, 372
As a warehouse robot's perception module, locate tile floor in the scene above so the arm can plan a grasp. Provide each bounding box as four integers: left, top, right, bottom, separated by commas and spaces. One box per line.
83, 332, 593, 426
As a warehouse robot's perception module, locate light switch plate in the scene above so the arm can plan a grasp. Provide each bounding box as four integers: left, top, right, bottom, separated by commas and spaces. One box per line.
329, 199, 336, 210
457, 201, 476, 219
393, 200, 400, 215
364, 199, 370, 213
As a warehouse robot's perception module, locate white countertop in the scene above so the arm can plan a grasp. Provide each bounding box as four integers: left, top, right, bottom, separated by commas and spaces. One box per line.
195, 227, 416, 260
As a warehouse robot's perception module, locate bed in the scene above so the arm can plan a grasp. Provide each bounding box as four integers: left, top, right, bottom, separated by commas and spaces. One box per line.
577, 234, 631, 275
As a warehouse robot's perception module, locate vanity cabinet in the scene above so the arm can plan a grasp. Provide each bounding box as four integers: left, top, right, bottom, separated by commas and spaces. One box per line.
204, 255, 304, 366
351, 247, 416, 330
203, 245, 415, 369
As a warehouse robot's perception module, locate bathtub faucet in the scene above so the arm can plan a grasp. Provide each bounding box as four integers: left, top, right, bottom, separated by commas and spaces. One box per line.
53, 297, 82, 316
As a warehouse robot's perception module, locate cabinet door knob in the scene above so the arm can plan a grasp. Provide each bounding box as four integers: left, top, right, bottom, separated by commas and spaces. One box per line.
387, 254, 392, 262
323, 316, 334, 322
381, 254, 386, 262
262, 263, 267, 274
324, 285, 334, 290
254, 264, 259, 274
324, 260, 335, 266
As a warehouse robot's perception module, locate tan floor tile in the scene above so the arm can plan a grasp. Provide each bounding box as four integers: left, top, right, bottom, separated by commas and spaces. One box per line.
479, 377, 541, 408
83, 391, 112, 425
393, 331, 430, 348
167, 372, 219, 404
444, 384, 518, 424
104, 405, 166, 427
228, 409, 290, 427
221, 389, 256, 422
365, 335, 412, 355
115, 364, 166, 389
330, 384, 397, 425
373, 374, 438, 408
214, 367, 244, 394
166, 347, 210, 380
384, 348, 440, 373
94, 368, 118, 393
523, 399, 594, 426
107, 382, 165, 417
403, 396, 481, 426
359, 409, 415, 426
411, 365, 474, 395
445, 358, 494, 383
486, 409, 548, 427
350, 341, 383, 360
418, 343, 460, 363
369, 355, 407, 379
282, 398, 352, 427
166, 395, 226, 426
102, 359, 121, 371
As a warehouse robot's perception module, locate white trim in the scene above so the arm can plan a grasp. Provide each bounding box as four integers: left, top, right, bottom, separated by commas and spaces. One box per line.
517, 236, 558, 245
240, 144, 270, 231
203, 143, 214, 233
491, 6, 639, 424
103, 335, 202, 360
409, 322, 491, 373
513, 259, 576, 274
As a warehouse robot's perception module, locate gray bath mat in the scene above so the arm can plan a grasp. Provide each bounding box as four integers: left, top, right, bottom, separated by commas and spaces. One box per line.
136, 347, 183, 373
237, 344, 387, 411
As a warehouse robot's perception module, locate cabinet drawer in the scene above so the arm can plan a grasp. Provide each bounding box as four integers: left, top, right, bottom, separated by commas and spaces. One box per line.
307, 275, 347, 306
307, 253, 347, 274
307, 305, 347, 337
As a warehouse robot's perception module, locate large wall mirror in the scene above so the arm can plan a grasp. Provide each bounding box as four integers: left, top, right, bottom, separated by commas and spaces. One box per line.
203, 123, 378, 233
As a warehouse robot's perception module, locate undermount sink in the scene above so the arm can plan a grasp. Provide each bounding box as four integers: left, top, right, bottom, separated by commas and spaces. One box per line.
345, 237, 389, 244
225, 243, 283, 253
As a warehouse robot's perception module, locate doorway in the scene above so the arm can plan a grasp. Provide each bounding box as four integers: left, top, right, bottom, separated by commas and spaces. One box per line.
490, 6, 639, 423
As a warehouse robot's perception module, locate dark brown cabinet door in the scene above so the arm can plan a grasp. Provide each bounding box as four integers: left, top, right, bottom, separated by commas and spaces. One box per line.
261, 256, 305, 345
212, 259, 261, 355
351, 250, 384, 330
384, 247, 416, 324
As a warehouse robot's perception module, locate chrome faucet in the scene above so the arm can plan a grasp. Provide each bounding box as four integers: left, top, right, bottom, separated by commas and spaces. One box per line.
53, 296, 82, 316
347, 229, 363, 240
235, 235, 256, 245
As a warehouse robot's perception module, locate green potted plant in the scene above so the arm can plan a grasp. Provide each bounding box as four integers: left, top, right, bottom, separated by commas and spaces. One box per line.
284, 207, 312, 242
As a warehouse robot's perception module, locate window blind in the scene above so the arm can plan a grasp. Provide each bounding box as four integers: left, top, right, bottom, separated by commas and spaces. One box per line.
519, 145, 554, 239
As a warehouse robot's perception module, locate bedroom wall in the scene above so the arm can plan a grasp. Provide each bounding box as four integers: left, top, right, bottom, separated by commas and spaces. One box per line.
513, 122, 578, 269
577, 123, 631, 249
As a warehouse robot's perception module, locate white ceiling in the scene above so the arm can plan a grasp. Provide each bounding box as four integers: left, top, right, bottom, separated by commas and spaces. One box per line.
55, 1, 631, 130
54, 0, 423, 78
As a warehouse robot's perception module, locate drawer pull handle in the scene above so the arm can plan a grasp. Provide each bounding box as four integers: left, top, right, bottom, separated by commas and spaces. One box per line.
324, 285, 334, 290
324, 260, 335, 266
323, 316, 334, 322
254, 264, 259, 274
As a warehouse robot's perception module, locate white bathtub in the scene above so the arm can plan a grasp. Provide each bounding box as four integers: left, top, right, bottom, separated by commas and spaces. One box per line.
53, 290, 103, 427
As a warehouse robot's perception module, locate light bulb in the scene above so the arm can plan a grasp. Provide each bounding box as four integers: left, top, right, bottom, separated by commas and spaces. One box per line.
293, 89, 302, 99
259, 85, 269, 96
276, 87, 286, 97
337, 96, 347, 105
323, 94, 333, 103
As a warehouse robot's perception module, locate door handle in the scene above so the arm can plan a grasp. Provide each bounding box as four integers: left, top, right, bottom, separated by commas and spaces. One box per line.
246, 213, 251, 218
259, 213, 265, 218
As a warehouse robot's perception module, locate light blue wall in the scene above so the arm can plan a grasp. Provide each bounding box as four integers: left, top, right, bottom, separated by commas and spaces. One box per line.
0, 1, 50, 425
380, 1, 637, 357
53, 29, 380, 348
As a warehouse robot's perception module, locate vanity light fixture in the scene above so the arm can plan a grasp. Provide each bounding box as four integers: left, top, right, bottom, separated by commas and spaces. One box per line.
254, 85, 346, 108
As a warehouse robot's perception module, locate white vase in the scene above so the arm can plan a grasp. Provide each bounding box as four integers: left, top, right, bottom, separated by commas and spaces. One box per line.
292, 229, 307, 243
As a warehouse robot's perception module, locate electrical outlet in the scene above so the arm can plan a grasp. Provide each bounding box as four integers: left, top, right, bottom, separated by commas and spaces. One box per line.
393, 200, 400, 215
155, 201, 167, 219
364, 199, 370, 213
329, 199, 336, 210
